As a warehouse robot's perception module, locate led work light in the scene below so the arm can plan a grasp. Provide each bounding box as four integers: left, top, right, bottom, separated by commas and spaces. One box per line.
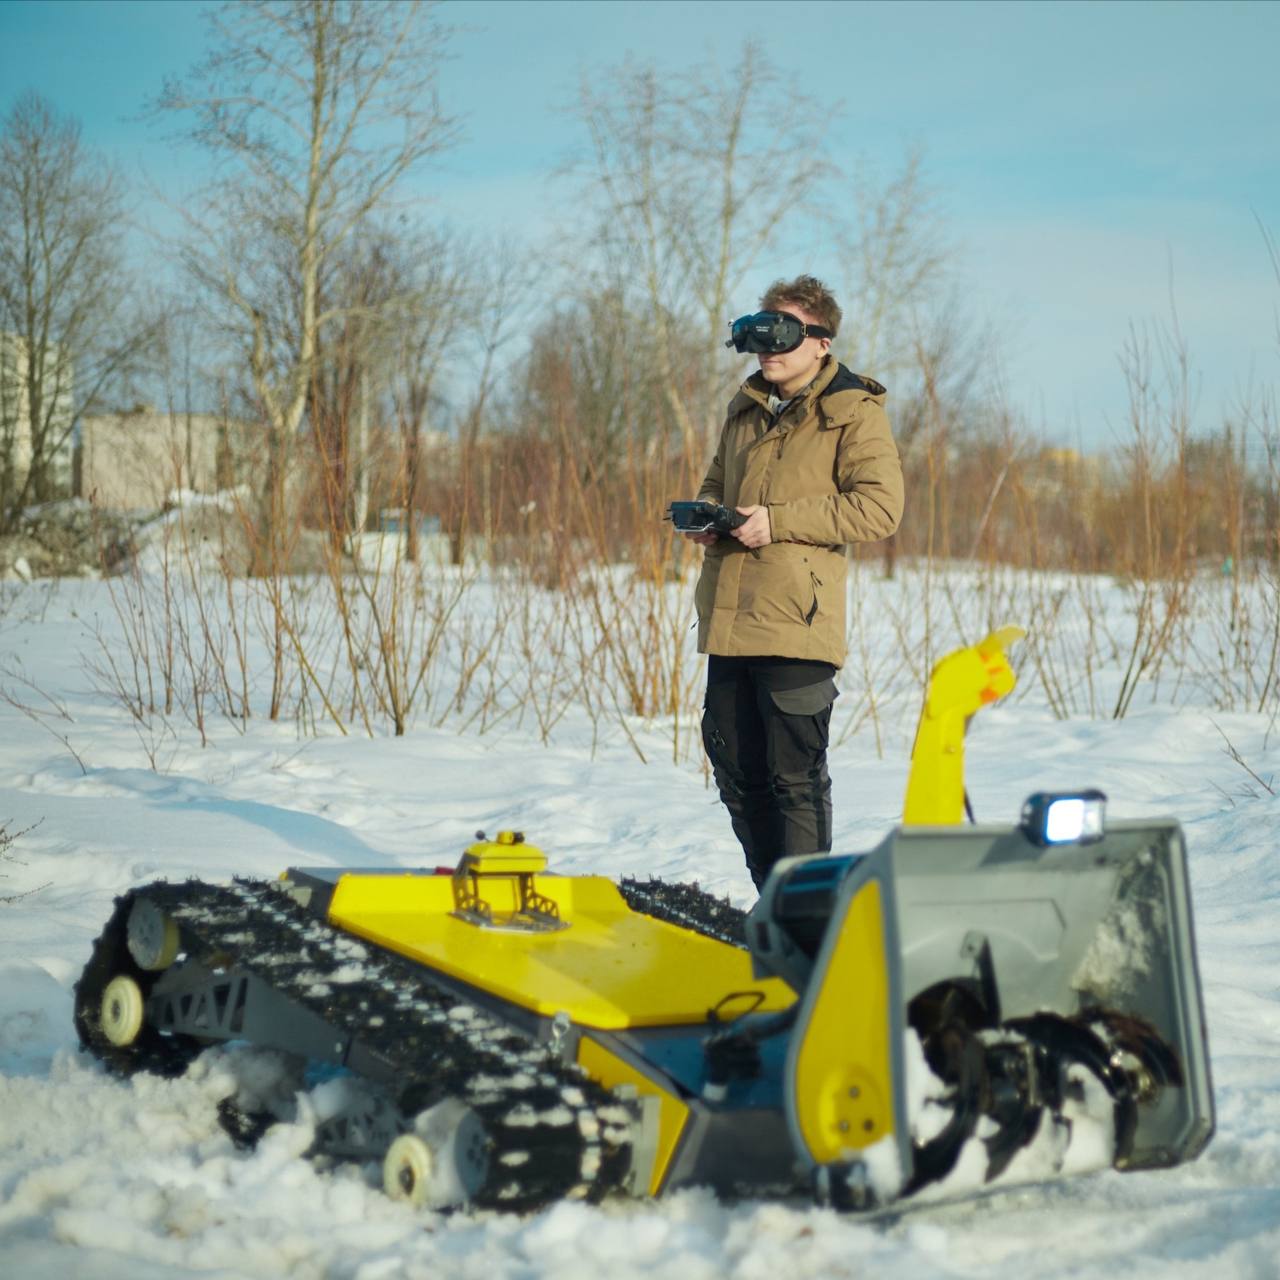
1020, 790, 1107, 847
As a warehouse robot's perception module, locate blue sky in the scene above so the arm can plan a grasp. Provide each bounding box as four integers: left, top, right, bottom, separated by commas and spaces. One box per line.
3, 0, 1279, 448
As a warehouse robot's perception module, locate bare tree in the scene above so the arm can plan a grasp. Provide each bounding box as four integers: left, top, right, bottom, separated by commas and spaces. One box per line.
307, 229, 403, 549
154, 0, 459, 563
515, 285, 685, 471
568, 43, 828, 455
0, 92, 157, 529
384, 230, 479, 562
827, 148, 1005, 576
835, 148, 951, 385
304, 221, 478, 553
437, 241, 541, 565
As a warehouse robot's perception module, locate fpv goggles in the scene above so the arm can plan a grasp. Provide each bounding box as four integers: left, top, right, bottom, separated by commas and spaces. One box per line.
725, 310, 833, 355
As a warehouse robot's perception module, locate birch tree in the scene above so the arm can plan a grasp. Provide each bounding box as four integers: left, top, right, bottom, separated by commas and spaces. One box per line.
155, 0, 458, 562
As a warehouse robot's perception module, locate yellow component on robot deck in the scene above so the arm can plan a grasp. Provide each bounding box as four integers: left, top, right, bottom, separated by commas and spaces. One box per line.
325, 869, 795, 1031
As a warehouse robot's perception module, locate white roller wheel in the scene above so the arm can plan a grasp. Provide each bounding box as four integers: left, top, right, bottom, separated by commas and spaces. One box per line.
126, 898, 180, 971
384, 1133, 434, 1207
100, 975, 145, 1047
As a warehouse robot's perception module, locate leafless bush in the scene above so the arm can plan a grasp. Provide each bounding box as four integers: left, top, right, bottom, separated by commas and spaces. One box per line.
0, 661, 87, 773
2, 819, 33, 903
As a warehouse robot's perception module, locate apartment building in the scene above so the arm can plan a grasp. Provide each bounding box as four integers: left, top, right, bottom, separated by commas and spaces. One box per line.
0, 331, 75, 504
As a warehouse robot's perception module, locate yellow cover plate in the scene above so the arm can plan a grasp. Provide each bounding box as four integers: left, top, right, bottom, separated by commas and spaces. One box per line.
790, 878, 894, 1160
577, 1035, 689, 1195
326, 873, 794, 1030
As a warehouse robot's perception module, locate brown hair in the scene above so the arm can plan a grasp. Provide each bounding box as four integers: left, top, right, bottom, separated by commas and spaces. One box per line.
759, 275, 842, 337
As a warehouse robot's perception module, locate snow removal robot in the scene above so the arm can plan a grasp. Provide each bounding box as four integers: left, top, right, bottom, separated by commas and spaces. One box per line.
74, 627, 1214, 1213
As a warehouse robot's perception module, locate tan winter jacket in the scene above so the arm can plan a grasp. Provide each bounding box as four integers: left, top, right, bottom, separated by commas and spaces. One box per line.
693, 357, 903, 667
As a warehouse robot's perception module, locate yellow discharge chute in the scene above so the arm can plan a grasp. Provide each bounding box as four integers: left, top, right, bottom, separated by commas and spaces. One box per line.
902, 625, 1026, 825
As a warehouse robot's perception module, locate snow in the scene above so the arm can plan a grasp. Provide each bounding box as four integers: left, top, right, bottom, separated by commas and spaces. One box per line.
3, 569, 1280, 1277
1071, 894, 1158, 998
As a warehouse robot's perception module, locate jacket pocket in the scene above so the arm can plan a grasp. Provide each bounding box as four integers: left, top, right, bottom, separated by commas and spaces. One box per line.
803, 571, 822, 626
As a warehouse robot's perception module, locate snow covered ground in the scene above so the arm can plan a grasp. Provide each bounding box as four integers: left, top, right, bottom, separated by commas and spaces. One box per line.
2, 572, 1279, 1279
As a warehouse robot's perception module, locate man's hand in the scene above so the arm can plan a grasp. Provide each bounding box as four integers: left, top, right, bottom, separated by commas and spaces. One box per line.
732, 505, 772, 549
684, 530, 718, 547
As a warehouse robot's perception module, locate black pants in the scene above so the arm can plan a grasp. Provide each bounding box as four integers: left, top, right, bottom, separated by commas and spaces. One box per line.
701, 655, 837, 890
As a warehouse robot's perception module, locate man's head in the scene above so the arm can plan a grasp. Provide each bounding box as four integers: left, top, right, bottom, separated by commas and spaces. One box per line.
748, 275, 841, 397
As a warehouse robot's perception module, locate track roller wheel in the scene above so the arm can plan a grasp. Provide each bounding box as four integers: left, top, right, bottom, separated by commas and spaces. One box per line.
384, 1134, 434, 1207
126, 898, 181, 971
383, 1098, 490, 1209
100, 975, 145, 1047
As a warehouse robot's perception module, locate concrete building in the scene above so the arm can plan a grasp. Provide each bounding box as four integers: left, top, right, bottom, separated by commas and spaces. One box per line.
76, 407, 258, 511
0, 331, 75, 506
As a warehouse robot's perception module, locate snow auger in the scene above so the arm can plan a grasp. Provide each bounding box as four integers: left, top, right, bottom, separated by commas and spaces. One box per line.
73, 627, 1214, 1212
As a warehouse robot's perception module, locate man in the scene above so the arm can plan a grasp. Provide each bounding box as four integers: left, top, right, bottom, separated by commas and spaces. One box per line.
685, 275, 903, 890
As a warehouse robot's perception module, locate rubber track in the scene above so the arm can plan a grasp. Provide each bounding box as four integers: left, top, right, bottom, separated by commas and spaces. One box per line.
74, 878, 634, 1212
618, 878, 748, 949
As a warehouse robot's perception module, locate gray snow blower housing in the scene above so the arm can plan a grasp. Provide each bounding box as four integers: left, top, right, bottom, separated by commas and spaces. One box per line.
750, 816, 1214, 1200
